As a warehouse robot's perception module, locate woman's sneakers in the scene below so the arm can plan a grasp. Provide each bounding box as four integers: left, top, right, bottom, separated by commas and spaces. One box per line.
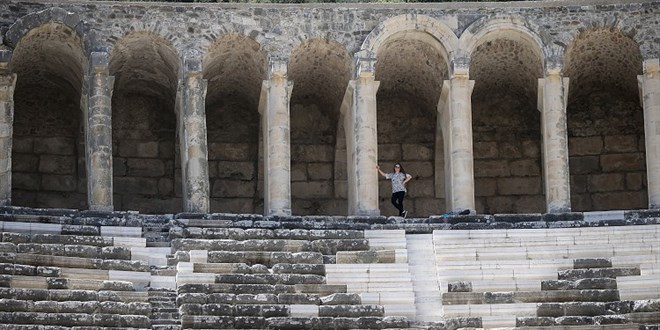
401, 210, 408, 218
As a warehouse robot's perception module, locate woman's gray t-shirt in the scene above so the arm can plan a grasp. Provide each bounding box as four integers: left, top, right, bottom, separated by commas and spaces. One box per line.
385, 172, 411, 193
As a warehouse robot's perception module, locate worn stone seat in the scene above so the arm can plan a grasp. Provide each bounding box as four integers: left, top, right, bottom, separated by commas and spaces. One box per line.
2, 275, 136, 291
0, 287, 150, 302
206, 251, 323, 267
173, 227, 364, 240
0, 299, 151, 314
0, 311, 151, 328
214, 274, 325, 285
178, 283, 346, 296
443, 289, 621, 305
171, 238, 370, 255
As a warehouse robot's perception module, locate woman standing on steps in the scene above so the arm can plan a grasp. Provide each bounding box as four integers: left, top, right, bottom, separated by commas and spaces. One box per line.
377, 162, 413, 218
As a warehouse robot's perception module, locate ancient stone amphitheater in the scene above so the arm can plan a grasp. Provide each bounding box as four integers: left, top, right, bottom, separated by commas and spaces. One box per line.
0, 0, 658, 329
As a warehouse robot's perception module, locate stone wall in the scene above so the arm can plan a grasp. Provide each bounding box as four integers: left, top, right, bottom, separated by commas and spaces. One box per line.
0, 0, 658, 216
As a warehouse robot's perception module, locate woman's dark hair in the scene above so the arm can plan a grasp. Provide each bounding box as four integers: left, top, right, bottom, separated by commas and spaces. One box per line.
394, 162, 407, 176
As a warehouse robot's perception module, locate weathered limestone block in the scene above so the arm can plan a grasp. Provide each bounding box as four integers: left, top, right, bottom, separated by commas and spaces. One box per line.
447, 281, 472, 292
61, 225, 101, 236
442, 292, 484, 305
318, 304, 384, 317
100, 246, 131, 260
357, 316, 410, 328
235, 293, 279, 305
278, 293, 320, 305
593, 314, 628, 325
234, 316, 267, 328
541, 278, 617, 290
0, 298, 29, 312
181, 315, 236, 328
558, 267, 641, 280
1, 233, 28, 244
555, 316, 593, 326
516, 317, 555, 327
574, 258, 613, 269
31, 234, 111, 247
633, 299, 660, 312
266, 316, 316, 330
100, 280, 134, 291
215, 274, 325, 285
0, 243, 16, 253
320, 293, 361, 305
308, 239, 369, 254
177, 292, 208, 305
271, 263, 325, 275
0, 274, 9, 287
335, 250, 395, 264
294, 284, 346, 296
179, 303, 205, 316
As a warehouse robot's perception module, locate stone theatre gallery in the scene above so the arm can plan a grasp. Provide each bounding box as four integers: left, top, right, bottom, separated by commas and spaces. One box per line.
0, 0, 658, 218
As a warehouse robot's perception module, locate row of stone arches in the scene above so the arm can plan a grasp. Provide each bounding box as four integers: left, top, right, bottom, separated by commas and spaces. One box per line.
2, 9, 652, 216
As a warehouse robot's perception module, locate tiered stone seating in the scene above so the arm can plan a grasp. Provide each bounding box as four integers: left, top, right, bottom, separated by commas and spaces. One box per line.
0, 209, 177, 329
435, 224, 660, 328
171, 223, 414, 329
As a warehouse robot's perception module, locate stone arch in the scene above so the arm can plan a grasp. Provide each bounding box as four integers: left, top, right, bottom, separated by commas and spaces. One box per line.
564, 27, 645, 211
9, 21, 88, 209
361, 14, 458, 62
365, 16, 454, 217
5, 7, 90, 52
202, 33, 267, 214
109, 31, 181, 213
461, 17, 546, 214
288, 38, 351, 215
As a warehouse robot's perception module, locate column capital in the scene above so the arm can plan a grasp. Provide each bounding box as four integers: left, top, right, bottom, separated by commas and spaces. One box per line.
268, 56, 288, 80
643, 58, 659, 75
0, 50, 13, 74
89, 51, 109, 75
543, 44, 565, 76
449, 52, 469, 79
355, 57, 376, 79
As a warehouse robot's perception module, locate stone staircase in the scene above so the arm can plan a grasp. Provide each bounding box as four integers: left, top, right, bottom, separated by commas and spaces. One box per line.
435, 224, 660, 329
170, 221, 414, 329
0, 207, 658, 329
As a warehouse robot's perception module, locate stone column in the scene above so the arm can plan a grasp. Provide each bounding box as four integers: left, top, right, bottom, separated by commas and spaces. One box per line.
177, 51, 210, 214
0, 50, 16, 206
85, 52, 114, 212
538, 68, 571, 213
441, 56, 475, 212
341, 55, 380, 216
639, 58, 660, 208
259, 58, 292, 216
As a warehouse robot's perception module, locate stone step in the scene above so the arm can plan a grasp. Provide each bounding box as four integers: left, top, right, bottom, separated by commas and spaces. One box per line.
263, 316, 410, 329
443, 279, 541, 293
206, 251, 323, 267
432, 225, 659, 242
436, 266, 559, 281
537, 300, 660, 318
173, 227, 364, 240
442, 289, 620, 305
179, 303, 289, 317
179, 263, 325, 276
0, 326, 151, 330
177, 293, 327, 306
14, 243, 132, 260
6, 275, 136, 291
177, 283, 346, 296
518, 313, 660, 327
0, 299, 151, 315
172, 238, 370, 255
541, 278, 618, 290
0, 312, 151, 327
4, 253, 150, 272
443, 302, 538, 317
0, 287, 150, 302
214, 274, 325, 285
435, 243, 656, 261
335, 250, 404, 264
558, 267, 641, 280
0, 262, 61, 277
2, 233, 114, 247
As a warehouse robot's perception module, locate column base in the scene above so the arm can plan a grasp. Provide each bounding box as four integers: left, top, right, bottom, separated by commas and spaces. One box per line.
266, 208, 292, 217
354, 209, 380, 217
89, 204, 114, 212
